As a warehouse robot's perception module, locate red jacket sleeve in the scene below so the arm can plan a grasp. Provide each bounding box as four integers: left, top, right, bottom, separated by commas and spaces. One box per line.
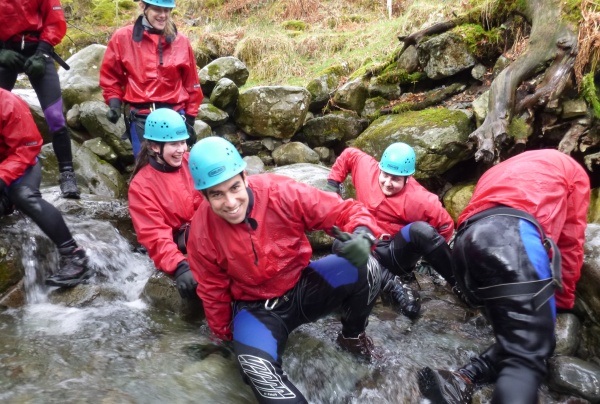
0, 92, 42, 185
328, 147, 367, 184
39, 0, 67, 46
99, 32, 126, 103
187, 213, 233, 341
277, 176, 382, 236
128, 179, 187, 275
554, 169, 590, 309
180, 36, 203, 116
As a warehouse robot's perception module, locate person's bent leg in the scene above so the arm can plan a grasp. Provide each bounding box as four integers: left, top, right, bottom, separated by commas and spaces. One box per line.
9, 162, 90, 286
29, 64, 79, 198
232, 307, 307, 404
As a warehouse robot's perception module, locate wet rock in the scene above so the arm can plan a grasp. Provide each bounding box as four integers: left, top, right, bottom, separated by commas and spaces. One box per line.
142, 271, 204, 321
244, 155, 265, 175
58, 44, 106, 109
555, 313, 581, 356
199, 56, 249, 96
306, 63, 351, 112
209, 77, 239, 111
417, 32, 477, 80
332, 78, 368, 114
235, 86, 310, 139
300, 112, 368, 148
578, 224, 600, 325
443, 182, 475, 223
272, 142, 320, 165
547, 355, 600, 402
197, 104, 229, 128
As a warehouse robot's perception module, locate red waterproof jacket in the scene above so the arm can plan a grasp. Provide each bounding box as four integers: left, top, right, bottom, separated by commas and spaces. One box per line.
0, 0, 66, 45
128, 153, 203, 275
458, 150, 590, 309
99, 18, 203, 116
328, 147, 454, 241
0, 89, 42, 184
187, 173, 381, 340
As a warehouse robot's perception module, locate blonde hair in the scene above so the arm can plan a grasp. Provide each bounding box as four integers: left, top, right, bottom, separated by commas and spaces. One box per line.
139, 2, 177, 40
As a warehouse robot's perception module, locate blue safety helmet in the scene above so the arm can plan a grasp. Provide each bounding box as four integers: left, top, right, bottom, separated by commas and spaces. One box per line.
142, 0, 175, 8
144, 108, 189, 142
189, 137, 247, 190
379, 142, 416, 176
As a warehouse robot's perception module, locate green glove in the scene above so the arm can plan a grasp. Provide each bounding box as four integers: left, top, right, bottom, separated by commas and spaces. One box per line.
24, 41, 53, 79
323, 179, 341, 194
0, 49, 27, 70
332, 226, 374, 268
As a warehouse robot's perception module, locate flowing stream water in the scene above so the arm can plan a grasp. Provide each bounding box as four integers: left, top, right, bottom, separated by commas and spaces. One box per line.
1, 215, 501, 403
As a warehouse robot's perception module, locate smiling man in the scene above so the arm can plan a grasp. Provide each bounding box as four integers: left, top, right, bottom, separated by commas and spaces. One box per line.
187, 136, 383, 404
325, 143, 456, 319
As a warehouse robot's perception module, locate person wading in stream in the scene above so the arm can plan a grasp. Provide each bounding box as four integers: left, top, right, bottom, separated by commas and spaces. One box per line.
99, 0, 202, 158
186, 136, 383, 404
0, 0, 80, 198
0, 88, 92, 287
417, 149, 590, 404
128, 108, 202, 300
324, 143, 456, 319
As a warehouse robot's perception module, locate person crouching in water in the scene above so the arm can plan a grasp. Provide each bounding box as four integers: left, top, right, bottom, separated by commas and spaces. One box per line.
128, 108, 202, 299
325, 143, 456, 319
186, 136, 383, 403
0, 88, 91, 287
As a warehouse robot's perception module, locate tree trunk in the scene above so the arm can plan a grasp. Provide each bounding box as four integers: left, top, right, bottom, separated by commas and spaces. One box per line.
470, 0, 578, 162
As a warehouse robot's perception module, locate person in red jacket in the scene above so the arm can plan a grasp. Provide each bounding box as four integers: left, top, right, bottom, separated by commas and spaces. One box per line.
0, 0, 80, 198
128, 108, 203, 298
187, 136, 383, 404
0, 89, 91, 287
418, 149, 590, 404
100, 0, 203, 158
326, 143, 456, 319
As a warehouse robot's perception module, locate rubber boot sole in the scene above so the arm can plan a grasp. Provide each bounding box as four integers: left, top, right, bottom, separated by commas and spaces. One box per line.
418, 367, 450, 404
45, 268, 94, 288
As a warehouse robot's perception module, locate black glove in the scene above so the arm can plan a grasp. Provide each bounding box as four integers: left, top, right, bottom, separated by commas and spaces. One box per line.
332, 226, 375, 268
184, 114, 196, 147
0, 49, 27, 70
23, 41, 53, 79
323, 179, 341, 194
106, 98, 122, 124
174, 260, 198, 299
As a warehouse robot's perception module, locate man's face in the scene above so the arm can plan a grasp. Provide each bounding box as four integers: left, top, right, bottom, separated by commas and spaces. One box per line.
378, 170, 407, 196
205, 174, 249, 224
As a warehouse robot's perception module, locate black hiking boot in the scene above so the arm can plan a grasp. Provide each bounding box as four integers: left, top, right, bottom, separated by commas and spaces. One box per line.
381, 275, 421, 319
46, 247, 92, 287
59, 171, 80, 199
336, 332, 376, 361
417, 367, 474, 404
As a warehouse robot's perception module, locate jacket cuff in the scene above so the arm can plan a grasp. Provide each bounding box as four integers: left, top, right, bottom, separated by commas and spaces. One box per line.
108, 98, 122, 110
174, 260, 190, 278
37, 41, 53, 55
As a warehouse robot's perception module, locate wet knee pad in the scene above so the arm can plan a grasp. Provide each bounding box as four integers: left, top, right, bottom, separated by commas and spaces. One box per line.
43, 99, 66, 133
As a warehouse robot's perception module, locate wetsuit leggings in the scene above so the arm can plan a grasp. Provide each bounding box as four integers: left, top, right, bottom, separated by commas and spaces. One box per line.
452, 214, 556, 404
374, 221, 454, 284
0, 43, 73, 170
6, 161, 73, 246
231, 254, 380, 404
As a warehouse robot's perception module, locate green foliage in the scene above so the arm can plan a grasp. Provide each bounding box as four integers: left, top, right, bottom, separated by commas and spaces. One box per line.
86, 0, 136, 26
281, 20, 309, 31
453, 24, 504, 63
581, 72, 600, 119
507, 116, 530, 140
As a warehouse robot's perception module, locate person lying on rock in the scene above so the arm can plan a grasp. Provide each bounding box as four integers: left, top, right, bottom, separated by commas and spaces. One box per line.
0, 88, 91, 287
128, 108, 203, 300
186, 136, 383, 404
0, 0, 80, 198
418, 149, 590, 404
325, 142, 456, 319
99, 0, 202, 158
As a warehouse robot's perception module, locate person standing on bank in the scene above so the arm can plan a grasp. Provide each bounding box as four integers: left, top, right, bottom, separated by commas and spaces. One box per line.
0, 89, 92, 287
186, 136, 383, 404
325, 143, 456, 319
99, 0, 202, 158
418, 149, 590, 404
128, 109, 202, 299
0, 0, 80, 199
